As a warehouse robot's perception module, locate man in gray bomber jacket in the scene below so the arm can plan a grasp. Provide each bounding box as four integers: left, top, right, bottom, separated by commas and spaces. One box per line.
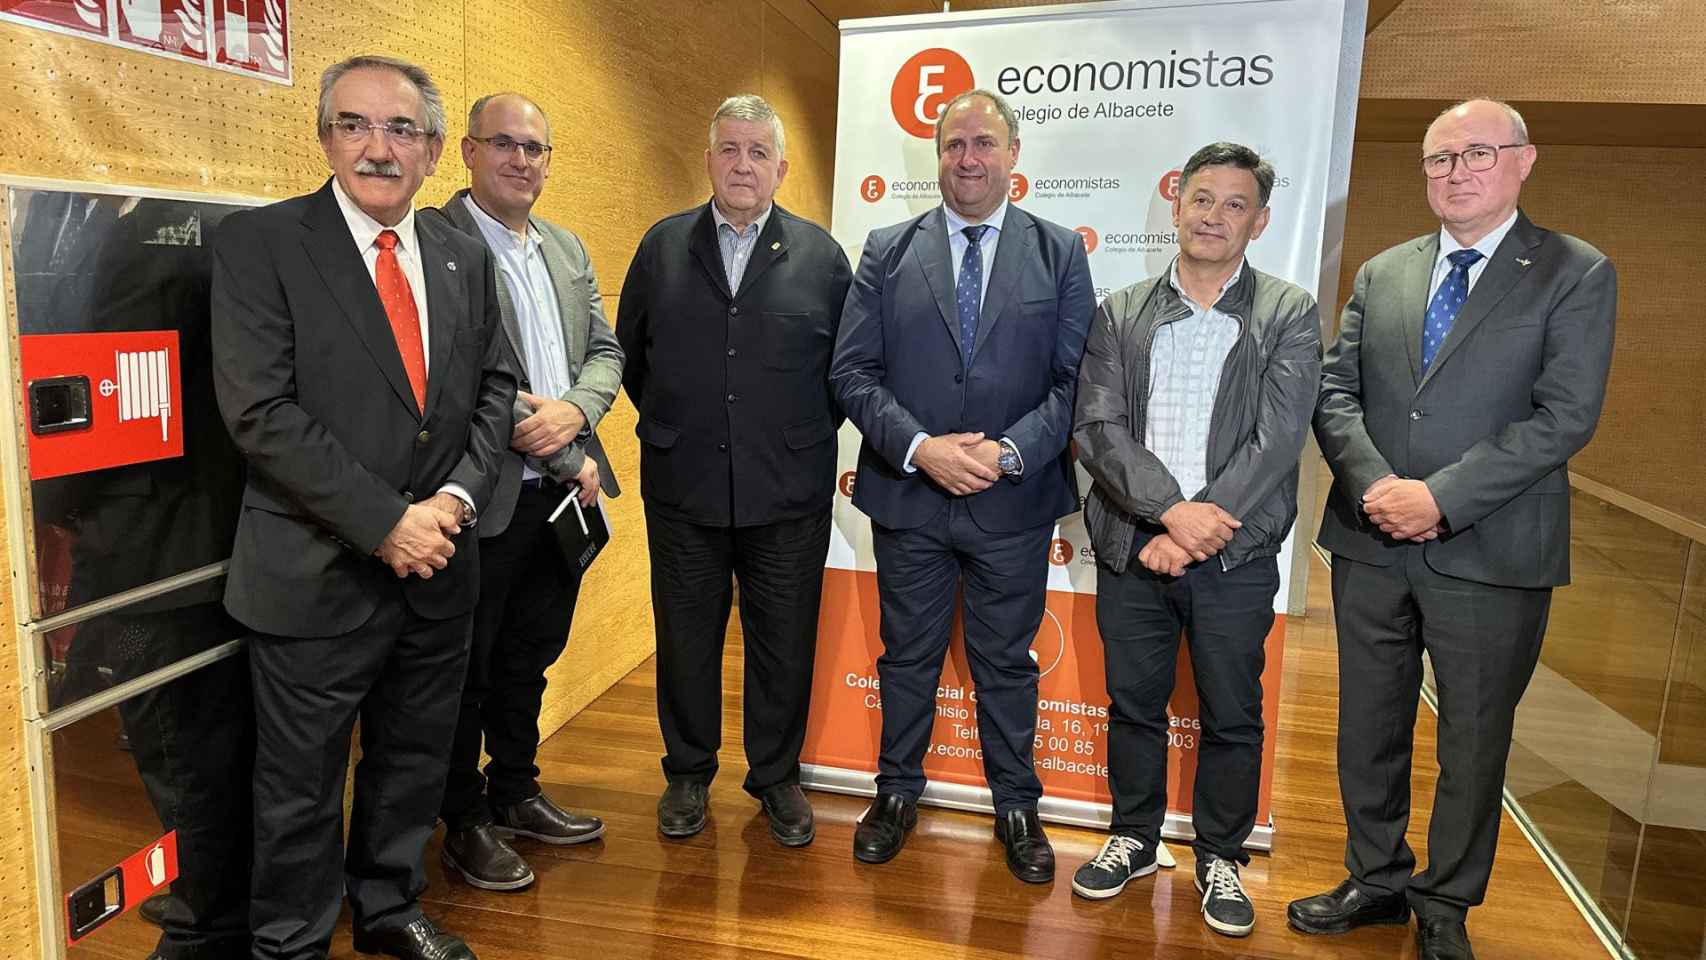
1068, 143, 1321, 938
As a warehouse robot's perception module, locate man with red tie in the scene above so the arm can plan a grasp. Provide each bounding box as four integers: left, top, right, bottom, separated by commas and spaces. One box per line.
211, 54, 513, 960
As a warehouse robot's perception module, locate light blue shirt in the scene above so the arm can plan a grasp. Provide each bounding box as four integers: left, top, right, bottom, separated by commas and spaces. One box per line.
711, 200, 773, 293
1147, 259, 1243, 504
1429, 208, 1518, 301
464, 195, 575, 482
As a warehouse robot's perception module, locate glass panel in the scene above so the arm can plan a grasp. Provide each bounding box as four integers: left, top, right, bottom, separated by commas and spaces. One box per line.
52, 651, 253, 959
1624, 542, 1706, 959
39, 577, 244, 713
1503, 488, 1691, 934
11, 187, 249, 617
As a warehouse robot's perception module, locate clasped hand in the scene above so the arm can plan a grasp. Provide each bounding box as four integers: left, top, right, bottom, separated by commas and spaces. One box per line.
375, 493, 462, 578
1363, 475, 1444, 542
914, 432, 1002, 496
513, 391, 587, 458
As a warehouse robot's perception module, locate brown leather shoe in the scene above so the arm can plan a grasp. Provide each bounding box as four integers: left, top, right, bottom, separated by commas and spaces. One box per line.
493, 792, 605, 845
658, 781, 709, 838
441, 823, 534, 892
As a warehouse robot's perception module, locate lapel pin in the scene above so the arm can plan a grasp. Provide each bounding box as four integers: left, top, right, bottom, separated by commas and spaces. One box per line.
771, 241, 781, 251
1516, 258, 1531, 267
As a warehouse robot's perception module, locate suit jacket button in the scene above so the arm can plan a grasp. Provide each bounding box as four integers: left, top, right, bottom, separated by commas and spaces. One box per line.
727, 393, 738, 403
727, 348, 737, 357
1410, 409, 1423, 420
718, 442, 728, 452
955, 374, 964, 384
417, 430, 431, 445
403, 490, 415, 502
729, 305, 739, 316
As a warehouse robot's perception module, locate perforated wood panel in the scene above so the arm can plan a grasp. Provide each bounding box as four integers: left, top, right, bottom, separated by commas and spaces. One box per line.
1362, 0, 1706, 104
1338, 141, 1706, 526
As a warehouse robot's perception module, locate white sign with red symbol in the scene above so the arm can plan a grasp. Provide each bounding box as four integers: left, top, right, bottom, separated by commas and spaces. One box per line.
1, 0, 290, 84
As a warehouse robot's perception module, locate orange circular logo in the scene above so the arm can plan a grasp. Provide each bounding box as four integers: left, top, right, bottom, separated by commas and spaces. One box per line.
1073, 227, 1098, 254
891, 48, 974, 139
1048, 538, 1073, 566
839, 471, 857, 497
860, 175, 887, 203
1008, 172, 1029, 202
1158, 169, 1183, 202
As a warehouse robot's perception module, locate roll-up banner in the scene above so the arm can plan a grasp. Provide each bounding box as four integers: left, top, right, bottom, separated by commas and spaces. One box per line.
802, 0, 1364, 848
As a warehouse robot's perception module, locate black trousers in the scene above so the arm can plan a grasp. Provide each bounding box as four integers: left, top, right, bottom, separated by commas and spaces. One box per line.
1097, 552, 1277, 865
1332, 549, 1551, 921
112, 605, 254, 960
248, 592, 470, 960
871, 501, 1051, 814
441, 482, 582, 829
647, 506, 830, 796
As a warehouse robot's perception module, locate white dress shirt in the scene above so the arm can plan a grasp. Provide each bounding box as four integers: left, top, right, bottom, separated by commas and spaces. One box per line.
1429, 208, 1518, 301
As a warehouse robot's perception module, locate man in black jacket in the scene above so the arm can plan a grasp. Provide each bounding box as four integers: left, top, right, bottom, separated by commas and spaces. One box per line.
616, 94, 851, 846
1070, 143, 1320, 937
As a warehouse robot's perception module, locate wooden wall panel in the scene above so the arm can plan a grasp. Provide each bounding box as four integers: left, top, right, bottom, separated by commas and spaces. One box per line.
1338, 141, 1706, 525
1362, 0, 1706, 104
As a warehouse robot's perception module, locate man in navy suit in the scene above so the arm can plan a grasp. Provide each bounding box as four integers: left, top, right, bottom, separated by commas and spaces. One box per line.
831, 88, 1094, 884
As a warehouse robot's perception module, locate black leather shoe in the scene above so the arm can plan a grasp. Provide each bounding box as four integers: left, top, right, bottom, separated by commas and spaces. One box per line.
1286, 878, 1411, 934
138, 891, 171, 927
441, 823, 534, 892
493, 792, 605, 845
352, 915, 477, 960
1417, 917, 1475, 960
760, 783, 815, 847
658, 781, 709, 838
994, 808, 1055, 884
853, 792, 916, 864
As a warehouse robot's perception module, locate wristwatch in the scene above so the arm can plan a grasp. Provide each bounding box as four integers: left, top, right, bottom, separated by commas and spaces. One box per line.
997, 438, 1023, 477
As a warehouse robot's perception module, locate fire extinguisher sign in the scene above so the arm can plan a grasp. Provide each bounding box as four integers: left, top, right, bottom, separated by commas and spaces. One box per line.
64, 829, 179, 945
21, 331, 185, 480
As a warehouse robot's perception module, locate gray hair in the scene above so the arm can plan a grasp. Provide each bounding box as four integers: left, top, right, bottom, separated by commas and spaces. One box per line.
933, 88, 1020, 153
318, 54, 447, 139
467, 92, 551, 143
1431, 99, 1530, 144
1179, 142, 1277, 207
709, 94, 785, 160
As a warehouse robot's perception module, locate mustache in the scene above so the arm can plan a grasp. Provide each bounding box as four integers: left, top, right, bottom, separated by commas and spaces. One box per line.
354, 158, 402, 177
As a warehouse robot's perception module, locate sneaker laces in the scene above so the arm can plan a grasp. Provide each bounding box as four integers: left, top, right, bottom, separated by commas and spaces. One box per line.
1202, 858, 1247, 903
1088, 835, 1146, 872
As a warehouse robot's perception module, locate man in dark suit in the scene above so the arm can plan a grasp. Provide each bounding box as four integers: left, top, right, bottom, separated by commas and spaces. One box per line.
1290, 100, 1616, 960
422, 92, 621, 893
830, 88, 1094, 884
617, 94, 851, 846
211, 55, 513, 960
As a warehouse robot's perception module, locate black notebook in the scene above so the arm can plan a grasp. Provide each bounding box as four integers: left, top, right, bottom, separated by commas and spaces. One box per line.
548, 490, 611, 574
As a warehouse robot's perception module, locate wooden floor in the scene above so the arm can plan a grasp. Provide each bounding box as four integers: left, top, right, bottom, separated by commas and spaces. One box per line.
56, 549, 1617, 959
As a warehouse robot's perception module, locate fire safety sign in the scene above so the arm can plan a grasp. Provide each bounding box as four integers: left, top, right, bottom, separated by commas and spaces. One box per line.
21, 330, 185, 479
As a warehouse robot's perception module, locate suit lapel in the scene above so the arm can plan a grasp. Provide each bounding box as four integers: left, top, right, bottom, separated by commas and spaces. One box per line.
534, 217, 585, 374
1417, 212, 1542, 394
734, 208, 788, 298
687, 203, 733, 301
909, 207, 961, 358
447, 190, 525, 370
300, 182, 420, 419
971, 207, 1031, 360
1401, 233, 1438, 385
416, 217, 459, 418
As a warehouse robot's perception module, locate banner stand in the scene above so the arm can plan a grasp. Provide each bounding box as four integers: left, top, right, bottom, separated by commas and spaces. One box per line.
804, 764, 1274, 850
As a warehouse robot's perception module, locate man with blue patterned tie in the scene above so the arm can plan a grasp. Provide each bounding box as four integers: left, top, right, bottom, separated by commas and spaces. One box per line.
831, 88, 1094, 884
1292, 100, 1617, 960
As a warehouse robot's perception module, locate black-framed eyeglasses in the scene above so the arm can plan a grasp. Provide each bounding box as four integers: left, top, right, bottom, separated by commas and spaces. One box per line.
326, 115, 431, 146
1421, 143, 1525, 179
469, 135, 553, 163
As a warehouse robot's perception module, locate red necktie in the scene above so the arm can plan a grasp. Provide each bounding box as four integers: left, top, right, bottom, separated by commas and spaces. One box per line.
374, 229, 427, 413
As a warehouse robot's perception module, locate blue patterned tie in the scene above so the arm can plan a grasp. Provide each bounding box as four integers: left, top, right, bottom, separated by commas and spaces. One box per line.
1421, 248, 1484, 371
956, 225, 989, 366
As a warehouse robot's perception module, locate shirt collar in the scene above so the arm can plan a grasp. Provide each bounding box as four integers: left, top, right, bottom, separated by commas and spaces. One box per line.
463, 193, 539, 252
1436, 208, 1518, 268
711, 199, 773, 238
331, 176, 419, 257
1167, 256, 1244, 306
944, 198, 1009, 240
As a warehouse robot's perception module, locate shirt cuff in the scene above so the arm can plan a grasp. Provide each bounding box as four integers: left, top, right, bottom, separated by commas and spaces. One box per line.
902, 431, 929, 474
999, 436, 1024, 477
437, 483, 477, 528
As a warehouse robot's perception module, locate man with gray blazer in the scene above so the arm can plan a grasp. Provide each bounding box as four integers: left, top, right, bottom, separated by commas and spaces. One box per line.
422, 92, 623, 893
1291, 100, 1616, 960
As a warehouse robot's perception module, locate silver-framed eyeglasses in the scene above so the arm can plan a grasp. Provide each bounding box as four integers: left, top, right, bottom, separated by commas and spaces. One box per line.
1421, 143, 1525, 179
326, 115, 431, 146
469, 135, 553, 163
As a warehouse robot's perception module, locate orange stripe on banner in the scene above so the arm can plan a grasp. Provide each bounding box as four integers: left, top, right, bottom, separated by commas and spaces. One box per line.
803, 568, 1286, 822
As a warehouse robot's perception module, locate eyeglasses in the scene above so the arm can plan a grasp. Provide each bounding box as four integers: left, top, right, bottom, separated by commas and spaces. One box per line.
1420, 143, 1525, 179
326, 116, 431, 146
470, 135, 553, 163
